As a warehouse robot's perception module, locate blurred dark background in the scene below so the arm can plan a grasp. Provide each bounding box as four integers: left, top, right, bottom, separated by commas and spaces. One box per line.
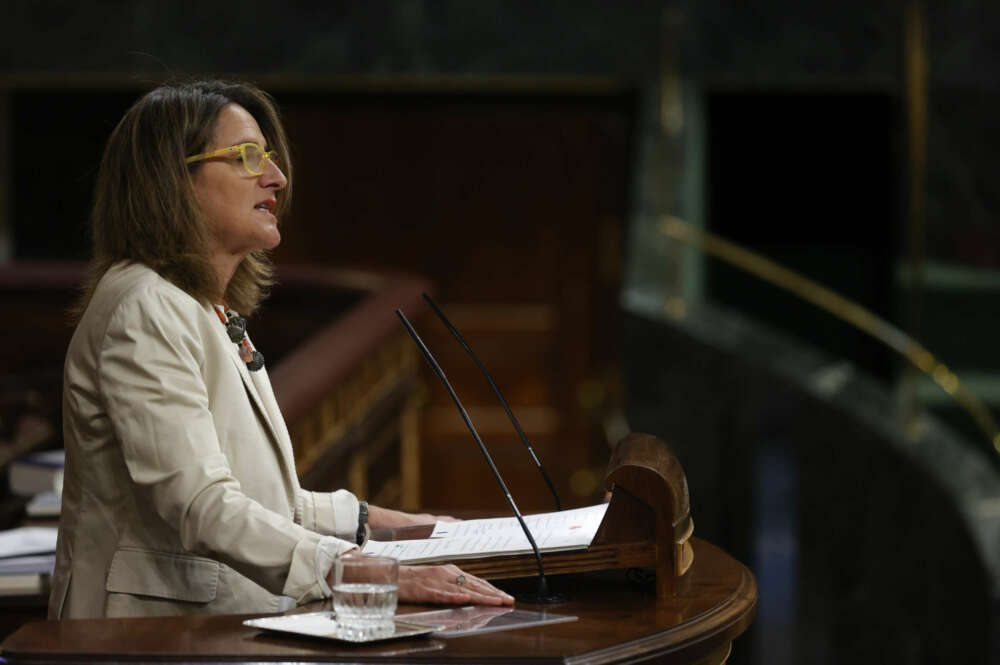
3, 1, 1000, 662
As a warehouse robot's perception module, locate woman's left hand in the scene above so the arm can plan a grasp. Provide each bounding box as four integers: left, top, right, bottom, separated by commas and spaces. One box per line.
398, 564, 514, 606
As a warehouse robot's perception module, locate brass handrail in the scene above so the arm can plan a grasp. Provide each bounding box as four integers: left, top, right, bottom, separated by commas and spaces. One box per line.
659, 216, 1000, 454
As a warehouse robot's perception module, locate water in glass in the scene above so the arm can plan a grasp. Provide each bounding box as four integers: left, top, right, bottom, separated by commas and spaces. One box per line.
330, 555, 399, 640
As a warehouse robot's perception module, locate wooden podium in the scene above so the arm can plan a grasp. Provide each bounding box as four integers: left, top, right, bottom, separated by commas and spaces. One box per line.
426, 433, 697, 601
0, 435, 756, 664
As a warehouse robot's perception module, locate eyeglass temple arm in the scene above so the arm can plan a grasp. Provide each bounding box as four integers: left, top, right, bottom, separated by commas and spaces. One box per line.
184, 146, 234, 164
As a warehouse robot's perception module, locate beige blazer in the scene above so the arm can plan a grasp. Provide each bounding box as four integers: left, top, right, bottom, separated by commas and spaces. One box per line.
49, 262, 359, 619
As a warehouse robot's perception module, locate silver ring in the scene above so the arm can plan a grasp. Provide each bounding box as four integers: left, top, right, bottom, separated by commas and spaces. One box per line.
455, 574, 466, 587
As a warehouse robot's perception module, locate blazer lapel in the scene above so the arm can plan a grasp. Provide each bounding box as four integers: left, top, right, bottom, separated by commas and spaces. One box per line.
225, 345, 299, 514
206, 304, 297, 487
206, 305, 279, 446
248, 362, 298, 479
225, 343, 278, 437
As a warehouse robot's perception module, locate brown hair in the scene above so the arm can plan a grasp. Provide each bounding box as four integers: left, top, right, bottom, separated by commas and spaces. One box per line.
78, 79, 293, 316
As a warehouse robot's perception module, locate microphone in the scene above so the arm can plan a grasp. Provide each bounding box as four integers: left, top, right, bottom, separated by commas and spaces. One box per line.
396, 309, 566, 604
421, 293, 563, 512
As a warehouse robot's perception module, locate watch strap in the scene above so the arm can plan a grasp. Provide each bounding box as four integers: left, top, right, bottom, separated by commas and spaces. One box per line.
355, 501, 368, 546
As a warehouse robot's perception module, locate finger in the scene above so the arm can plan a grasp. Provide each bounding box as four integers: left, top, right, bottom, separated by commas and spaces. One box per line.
463, 573, 504, 592
461, 578, 506, 599
399, 565, 513, 605
433, 585, 508, 606
402, 574, 511, 606
456, 587, 513, 606
465, 591, 512, 605
415, 584, 476, 605
457, 572, 512, 598
451, 579, 513, 605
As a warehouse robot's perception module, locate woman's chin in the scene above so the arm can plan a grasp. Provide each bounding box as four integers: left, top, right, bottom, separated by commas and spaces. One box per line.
258, 226, 281, 251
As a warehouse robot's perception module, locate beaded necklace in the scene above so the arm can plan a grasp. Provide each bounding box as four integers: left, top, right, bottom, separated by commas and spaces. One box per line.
213, 305, 265, 372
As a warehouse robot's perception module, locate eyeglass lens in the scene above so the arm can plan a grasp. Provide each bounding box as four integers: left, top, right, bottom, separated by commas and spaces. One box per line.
243, 144, 265, 173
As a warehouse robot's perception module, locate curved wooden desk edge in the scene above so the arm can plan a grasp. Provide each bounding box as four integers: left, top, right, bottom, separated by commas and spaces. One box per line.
0, 540, 756, 665
561, 538, 756, 665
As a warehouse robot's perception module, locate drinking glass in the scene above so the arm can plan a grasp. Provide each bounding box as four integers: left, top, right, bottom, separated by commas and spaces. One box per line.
330, 554, 399, 640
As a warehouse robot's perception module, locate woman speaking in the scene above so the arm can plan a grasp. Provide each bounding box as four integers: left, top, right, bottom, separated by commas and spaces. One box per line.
50, 80, 513, 618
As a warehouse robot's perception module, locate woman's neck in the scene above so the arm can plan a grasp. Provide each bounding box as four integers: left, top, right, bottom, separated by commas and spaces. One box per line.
210, 251, 242, 304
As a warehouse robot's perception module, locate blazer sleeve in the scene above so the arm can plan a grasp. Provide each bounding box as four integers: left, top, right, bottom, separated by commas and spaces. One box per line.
296, 489, 361, 543
99, 285, 356, 603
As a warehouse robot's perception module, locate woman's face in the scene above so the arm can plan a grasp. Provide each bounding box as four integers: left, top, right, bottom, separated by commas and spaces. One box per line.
192, 103, 287, 265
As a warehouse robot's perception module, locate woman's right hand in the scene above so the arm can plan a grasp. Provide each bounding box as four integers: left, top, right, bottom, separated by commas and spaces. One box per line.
367, 505, 458, 529
397, 564, 514, 606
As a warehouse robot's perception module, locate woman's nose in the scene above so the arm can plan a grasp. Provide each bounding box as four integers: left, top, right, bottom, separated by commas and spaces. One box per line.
260, 159, 287, 190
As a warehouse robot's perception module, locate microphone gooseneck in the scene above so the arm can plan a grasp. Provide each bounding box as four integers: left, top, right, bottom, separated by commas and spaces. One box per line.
396, 309, 566, 604
421, 293, 563, 512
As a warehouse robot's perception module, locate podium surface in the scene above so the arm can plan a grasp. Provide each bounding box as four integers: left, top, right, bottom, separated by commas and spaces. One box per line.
1, 539, 754, 665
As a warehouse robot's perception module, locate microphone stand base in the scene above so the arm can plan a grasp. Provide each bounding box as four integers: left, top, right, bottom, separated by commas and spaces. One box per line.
514, 591, 569, 604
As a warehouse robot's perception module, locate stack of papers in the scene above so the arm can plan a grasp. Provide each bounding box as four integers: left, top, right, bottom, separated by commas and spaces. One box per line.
0, 526, 57, 596
9, 450, 64, 497
0, 527, 58, 558
363, 503, 608, 563
26, 491, 62, 518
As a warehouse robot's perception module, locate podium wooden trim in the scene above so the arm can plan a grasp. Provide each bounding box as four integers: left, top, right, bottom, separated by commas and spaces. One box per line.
401, 433, 695, 601
0, 539, 756, 665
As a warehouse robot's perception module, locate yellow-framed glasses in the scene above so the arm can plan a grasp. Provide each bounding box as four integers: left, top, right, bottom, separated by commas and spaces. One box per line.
185, 142, 277, 176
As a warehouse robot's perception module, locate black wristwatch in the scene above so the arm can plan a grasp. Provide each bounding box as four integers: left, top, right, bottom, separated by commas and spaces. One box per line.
356, 501, 368, 546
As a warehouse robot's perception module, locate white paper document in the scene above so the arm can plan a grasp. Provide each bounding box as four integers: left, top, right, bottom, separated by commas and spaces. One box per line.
0, 527, 58, 558
363, 503, 608, 563
0, 553, 55, 575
